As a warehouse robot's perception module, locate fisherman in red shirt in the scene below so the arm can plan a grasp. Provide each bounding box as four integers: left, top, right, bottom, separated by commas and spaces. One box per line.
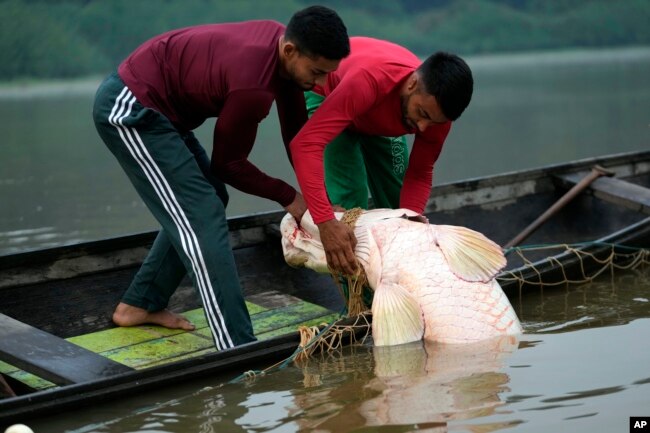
290, 37, 473, 276
92, 6, 349, 349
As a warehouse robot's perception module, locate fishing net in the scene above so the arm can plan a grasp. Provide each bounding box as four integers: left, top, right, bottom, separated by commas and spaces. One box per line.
231, 209, 374, 382
327, 207, 372, 317
500, 242, 650, 290
291, 240, 650, 366
237, 209, 649, 379
230, 313, 371, 383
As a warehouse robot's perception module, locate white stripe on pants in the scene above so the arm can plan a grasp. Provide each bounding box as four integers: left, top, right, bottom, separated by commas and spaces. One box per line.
108, 86, 234, 350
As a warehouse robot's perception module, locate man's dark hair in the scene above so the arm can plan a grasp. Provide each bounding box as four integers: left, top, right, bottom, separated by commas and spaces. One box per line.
285, 5, 350, 60
418, 52, 473, 121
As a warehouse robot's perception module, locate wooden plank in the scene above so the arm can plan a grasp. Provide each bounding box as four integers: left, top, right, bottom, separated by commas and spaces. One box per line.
100, 332, 214, 369
66, 301, 268, 354
0, 361, 56, 391
0, 295, 337, 391
256, 313, 341, 340
250, 302, 340, 335
68, 299, 336, 371
557, 172, 650, 214
0, 313, 132, 385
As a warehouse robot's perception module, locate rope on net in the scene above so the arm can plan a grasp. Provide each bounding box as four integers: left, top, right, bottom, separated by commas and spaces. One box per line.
500, 242, 650, 289
230, 208, 374, 383
234, 213, 649, 380
230, 313, 372, 384
329, 207, 371, 317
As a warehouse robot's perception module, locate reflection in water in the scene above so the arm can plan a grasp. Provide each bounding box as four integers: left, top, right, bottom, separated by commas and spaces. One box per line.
362, 338, 518, 429
60, 337, 518, 433
286, 336, 519, 433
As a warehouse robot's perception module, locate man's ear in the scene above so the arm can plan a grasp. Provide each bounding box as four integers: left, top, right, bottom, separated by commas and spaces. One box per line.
406, 72, 419, 92
282, 40, 299, 58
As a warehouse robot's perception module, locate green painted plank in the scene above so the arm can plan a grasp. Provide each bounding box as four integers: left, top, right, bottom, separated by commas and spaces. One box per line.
0, 361, 57, 391
92, 301, 335, 368
251, 302, 336, 335
247, 301, 270, 315
256, 313, 341, 340
138, 347, 217, 369
100, 332, 213, 369
182, 302, 268, 328
3, 299, 336, 387
191, 302, 336, 340
67, 301, 268, 353
67, 326, 183, 353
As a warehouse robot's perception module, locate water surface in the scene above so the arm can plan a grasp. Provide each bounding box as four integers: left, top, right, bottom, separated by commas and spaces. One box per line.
1, 47, 649, 254
2, 47, 650, 433
26, 266, 650, 433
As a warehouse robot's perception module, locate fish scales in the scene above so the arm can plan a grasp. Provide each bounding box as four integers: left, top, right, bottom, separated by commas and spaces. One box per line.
368, 218, 520, 344
281, 209, 523, 346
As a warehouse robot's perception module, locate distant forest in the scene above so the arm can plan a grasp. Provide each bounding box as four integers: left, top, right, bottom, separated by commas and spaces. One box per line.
2, 0, 649, 80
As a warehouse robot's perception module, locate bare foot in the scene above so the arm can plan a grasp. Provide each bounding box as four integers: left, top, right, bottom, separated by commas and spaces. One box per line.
112, 302, 196, 331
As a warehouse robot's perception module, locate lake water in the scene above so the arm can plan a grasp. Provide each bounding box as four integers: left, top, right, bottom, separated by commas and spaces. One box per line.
24, 265, 650, 433
1, 47, 650, 433
0, 47, 649, 255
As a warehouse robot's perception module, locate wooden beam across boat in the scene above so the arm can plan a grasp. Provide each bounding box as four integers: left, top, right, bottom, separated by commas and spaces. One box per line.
0, 313, 133, 385
557, 171, 650, 214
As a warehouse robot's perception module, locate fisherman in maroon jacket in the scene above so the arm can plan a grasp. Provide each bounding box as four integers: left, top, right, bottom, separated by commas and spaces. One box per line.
92, 6, 349, 349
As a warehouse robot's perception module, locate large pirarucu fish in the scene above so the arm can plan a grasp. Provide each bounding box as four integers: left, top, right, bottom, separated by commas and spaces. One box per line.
281, 208, 523, 346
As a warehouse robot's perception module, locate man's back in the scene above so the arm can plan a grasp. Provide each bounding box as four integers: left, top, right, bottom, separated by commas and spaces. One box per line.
119, 20, 285, 130
318, 36, 421, 97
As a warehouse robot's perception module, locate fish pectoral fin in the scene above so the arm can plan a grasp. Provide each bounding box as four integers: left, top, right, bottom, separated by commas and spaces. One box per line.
434, 225, 507, 282
371, 282, 424, 346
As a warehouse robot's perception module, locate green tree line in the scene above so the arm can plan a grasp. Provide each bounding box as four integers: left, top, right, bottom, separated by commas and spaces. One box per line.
1, 0, 649, 80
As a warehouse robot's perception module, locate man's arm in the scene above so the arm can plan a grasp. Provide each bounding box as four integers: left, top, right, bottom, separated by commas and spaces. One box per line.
289, 71, 378, 223
399, 122, 451, 213
274, 84, 311, 222
210, 89, 297, 207
289, 71, 378, 274
275, 82, 309, 168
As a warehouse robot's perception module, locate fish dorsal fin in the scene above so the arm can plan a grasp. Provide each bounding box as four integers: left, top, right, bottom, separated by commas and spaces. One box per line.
353, 208, 419, 227
432, 225, 506, 282
372, 282, 424, 346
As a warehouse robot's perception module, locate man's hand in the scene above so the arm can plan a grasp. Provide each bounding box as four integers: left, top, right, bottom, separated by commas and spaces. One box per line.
317, 218, 358, 275
284, 191, 307, 224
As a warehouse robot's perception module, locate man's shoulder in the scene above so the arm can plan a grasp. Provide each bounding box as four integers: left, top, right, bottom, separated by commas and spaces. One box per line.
341, 37, 420, 79
349, 36, 417, 59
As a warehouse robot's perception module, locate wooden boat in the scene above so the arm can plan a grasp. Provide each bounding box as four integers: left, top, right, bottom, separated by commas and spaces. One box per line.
1, 149, 649, 424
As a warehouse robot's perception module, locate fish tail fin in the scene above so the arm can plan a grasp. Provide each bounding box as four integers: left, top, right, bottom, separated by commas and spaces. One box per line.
371, 282, 424, 346
433, 225, 507, 282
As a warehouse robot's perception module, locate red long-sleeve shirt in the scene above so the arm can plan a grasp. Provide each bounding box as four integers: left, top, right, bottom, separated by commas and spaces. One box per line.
118, 20, 306, 207
290, 37, 451, 224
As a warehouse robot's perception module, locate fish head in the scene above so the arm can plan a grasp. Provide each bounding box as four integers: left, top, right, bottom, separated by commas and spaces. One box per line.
281, 208, 423, 283
280, 212, 330, 274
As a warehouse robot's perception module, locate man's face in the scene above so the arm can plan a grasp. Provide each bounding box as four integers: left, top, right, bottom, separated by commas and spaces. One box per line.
401, 82, 449, 132
284, 46, 340, 90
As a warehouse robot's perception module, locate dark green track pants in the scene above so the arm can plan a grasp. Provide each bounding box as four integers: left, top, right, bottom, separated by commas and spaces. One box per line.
92, 73, 255, 349
304, 91, 408, 210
